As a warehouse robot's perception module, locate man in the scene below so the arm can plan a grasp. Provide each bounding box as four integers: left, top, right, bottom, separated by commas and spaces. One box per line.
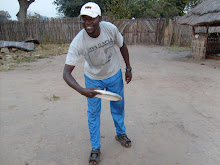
63, 2, 132, 165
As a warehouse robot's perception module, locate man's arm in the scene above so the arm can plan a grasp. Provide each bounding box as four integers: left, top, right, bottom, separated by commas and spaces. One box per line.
63, 64, 99, 98
120, 42, 132, 84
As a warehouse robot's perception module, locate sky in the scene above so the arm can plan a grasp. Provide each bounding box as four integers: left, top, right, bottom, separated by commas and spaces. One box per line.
0, 0, 58, 20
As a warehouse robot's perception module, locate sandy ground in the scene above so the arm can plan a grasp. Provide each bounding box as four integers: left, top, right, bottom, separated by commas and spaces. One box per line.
1, 45, 220, 165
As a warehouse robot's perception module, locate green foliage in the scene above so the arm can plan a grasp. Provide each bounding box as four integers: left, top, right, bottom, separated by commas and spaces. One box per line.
27, 11, 45, 20
184, 0, 203, 12
105, 0, 131, 19
130, 0, 159, 18
130, 0, 185, 18
53, 0, 203, 19
130, 0, 203, 19
53, 0, 107, 17
0, 10, 11, 22
54, 0, 88, 17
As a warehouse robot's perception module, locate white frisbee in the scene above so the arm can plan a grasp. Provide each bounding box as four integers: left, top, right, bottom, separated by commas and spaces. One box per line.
94, 90, 122, 101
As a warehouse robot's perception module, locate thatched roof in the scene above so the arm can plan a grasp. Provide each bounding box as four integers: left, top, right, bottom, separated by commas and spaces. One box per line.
177, 0, 220, 26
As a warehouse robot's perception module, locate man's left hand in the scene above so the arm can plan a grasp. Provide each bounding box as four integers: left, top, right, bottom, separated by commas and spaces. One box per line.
125, 71, 132, 84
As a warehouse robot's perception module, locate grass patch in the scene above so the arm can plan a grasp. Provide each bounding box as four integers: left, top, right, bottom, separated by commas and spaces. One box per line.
44, 94, 60, 101
33, 44, 69, 57
166, 46, 190, 53
16, 56, 37, 63
0, 44, 69, 71
50, 94, 60, 101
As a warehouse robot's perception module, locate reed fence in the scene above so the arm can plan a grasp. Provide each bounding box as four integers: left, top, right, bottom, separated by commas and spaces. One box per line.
168, 19, 192, 46
0, 18, 83, 44
112, 18, 165, 45
0, 17, 165, 45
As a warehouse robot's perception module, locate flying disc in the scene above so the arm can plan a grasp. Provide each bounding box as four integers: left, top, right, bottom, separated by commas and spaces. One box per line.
94, 90, 122, 101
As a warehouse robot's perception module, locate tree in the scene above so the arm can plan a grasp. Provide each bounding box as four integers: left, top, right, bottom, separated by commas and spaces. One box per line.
27, 11, 46, 20
0, 10, 11, 22
129, 0, 158, 18
130, 0, 203, 19
53, 0, 203, 19
105, 0, 132, 19
53, 0, 131, 18
184, 0, 203, 12
54, 0, 108, 17
54, 0, 86, 17
16, 0, 35, 23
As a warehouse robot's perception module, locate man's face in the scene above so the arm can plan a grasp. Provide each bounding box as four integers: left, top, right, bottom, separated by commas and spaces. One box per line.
82, 15, 101, 37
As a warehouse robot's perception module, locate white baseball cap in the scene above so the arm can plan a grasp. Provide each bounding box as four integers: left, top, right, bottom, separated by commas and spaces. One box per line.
80, 2, 101, 18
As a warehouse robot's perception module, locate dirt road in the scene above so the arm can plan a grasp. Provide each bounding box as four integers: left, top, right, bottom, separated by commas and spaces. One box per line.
1, 45, 220, 165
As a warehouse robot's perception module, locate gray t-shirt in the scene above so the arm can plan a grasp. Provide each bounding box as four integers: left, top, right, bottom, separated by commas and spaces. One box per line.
65, 21, 123, 80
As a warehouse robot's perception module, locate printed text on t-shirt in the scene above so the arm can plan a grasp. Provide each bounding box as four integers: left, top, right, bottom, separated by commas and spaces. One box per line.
88, 38, 113, 53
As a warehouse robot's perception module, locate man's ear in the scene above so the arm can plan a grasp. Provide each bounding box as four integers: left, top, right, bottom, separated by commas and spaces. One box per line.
99, 16, 102, 21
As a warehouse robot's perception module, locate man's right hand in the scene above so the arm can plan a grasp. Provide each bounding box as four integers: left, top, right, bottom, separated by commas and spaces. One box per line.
80, 87, 100, 98
63, 64, 100, 98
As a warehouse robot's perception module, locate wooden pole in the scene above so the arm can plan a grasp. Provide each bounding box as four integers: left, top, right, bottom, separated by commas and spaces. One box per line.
204, 25, 209, 58
192, 26, 195, 36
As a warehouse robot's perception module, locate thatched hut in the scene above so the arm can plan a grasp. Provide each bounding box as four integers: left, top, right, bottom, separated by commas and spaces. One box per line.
177, 0, 220, 60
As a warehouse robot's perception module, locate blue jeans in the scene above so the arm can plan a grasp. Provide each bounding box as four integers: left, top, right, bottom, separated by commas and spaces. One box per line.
84, 70, 126, 150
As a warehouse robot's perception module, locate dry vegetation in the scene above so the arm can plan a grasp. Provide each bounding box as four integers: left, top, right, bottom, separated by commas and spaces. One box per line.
0, 44, 69, 71
165, 46, 190, 52
0, 41, 190, 71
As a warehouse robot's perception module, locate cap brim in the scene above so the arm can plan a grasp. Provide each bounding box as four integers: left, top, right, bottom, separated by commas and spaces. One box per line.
80, 11, 99, 18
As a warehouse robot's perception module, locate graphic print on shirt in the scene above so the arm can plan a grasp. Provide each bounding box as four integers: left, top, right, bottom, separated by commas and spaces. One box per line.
88, 38, 114, 66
